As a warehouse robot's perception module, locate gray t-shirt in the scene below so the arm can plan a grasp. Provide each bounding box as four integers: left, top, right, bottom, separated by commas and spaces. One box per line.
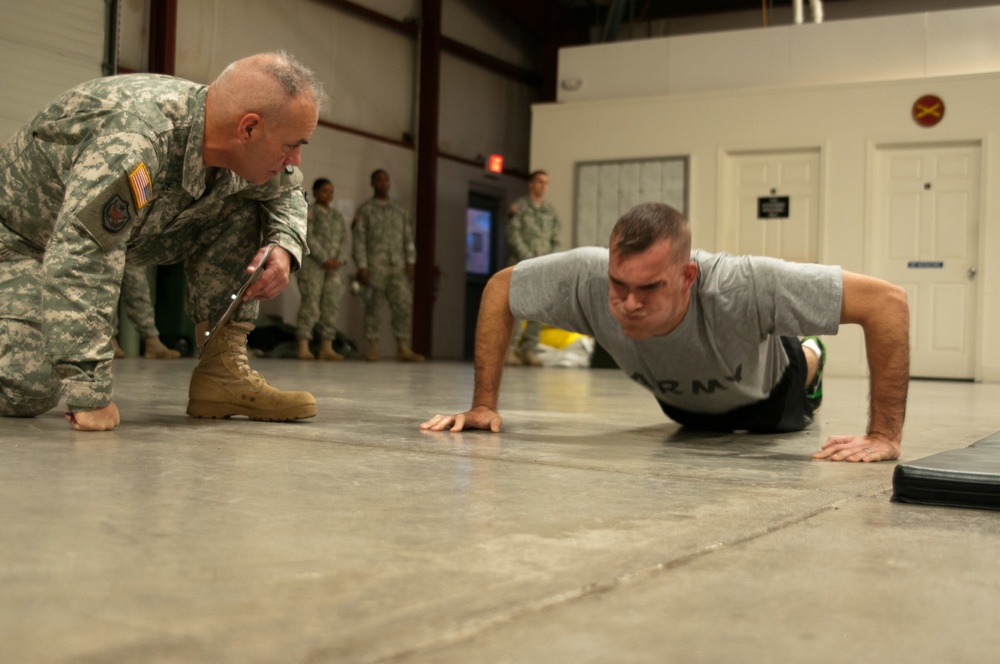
509, 247, 843, 413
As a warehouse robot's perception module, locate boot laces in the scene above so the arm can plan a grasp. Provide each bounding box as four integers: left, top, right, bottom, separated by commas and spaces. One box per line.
224, 328, 267, 388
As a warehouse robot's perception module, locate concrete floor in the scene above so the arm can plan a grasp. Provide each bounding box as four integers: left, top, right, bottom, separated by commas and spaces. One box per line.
2, 358, 999, 664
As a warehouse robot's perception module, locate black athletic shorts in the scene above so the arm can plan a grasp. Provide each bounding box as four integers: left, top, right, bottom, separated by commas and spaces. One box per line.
656, 336, 814, 433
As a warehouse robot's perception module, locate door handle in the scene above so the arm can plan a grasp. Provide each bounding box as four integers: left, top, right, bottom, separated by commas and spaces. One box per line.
968, 266, 978, 279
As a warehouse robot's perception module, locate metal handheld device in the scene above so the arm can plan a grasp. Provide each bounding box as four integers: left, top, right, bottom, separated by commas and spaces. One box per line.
202, 245, 274, 347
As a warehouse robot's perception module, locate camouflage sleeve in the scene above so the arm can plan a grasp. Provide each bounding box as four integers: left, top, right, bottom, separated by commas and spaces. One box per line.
261, 189, 308, 272
240, 168, 309, 271
333, 210, 349, 265
352, 209, 369, 271
404, 208, 417, 264
121, 264, 158, 337
45, 133, 160, 409
506, 209, 531, 262
305, 206, 324, 262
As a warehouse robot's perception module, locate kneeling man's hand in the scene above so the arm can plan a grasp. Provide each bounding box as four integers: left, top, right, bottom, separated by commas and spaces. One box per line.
65, 403, 121, 431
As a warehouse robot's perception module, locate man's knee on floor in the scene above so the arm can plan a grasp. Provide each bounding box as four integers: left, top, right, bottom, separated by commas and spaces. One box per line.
0, 318, 61, 417
0, 388, 60, 417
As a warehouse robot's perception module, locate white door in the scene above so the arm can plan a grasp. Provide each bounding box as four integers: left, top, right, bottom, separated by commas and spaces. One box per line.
723, 149, 821, 262
872, 143, 980, 379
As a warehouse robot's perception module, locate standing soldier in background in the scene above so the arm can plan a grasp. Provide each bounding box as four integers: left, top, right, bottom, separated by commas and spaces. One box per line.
0, 51, 323, 430
112, 264, 182, 360
351, 169, 425, 363
505, 170, 560, 367
296, 177, 348, 361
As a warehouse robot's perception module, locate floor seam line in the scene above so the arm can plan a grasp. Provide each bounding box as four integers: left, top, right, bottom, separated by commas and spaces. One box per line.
356, 496, 867, 664
269, 435, 869, 483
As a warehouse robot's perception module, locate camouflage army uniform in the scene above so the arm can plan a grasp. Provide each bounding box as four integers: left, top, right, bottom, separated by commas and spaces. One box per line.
0, 74, 308, 416
296, 201, 348, 340
351, 198, 416, 340
506, 195, 560, 352
119, 264, 159, 338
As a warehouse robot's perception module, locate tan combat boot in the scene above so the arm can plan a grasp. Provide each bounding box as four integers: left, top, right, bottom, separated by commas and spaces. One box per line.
396, 339, 426, 363
366, 338, 380, 362
317, 338, 344, 361
187, 322, 316, 421
296, 338, 315, 360
144, 335, 181, 359
112, 337, 126, 359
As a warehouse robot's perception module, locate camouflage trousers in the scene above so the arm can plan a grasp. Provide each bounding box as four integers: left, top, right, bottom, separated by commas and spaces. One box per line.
0, 253, 61, 416
115, 264, 159, 338
364, 271, 413, 340
0, 199, 265, 416
295, 261, 345, 340
510, 319, 542, 352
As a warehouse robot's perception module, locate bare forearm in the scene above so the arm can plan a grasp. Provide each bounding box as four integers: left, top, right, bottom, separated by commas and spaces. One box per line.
864, 289, 909, 443
816, 272, 910, 462
471, 268, 515, 411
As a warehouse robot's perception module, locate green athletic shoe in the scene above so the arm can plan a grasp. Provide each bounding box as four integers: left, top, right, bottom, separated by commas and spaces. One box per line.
803, 336, 826, 410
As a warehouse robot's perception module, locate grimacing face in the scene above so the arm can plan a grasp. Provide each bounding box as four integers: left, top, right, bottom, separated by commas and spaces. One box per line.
607, 238, 697, 340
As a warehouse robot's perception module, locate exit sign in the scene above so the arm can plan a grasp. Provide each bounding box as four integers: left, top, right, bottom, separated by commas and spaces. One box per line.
487, 154, 504, 174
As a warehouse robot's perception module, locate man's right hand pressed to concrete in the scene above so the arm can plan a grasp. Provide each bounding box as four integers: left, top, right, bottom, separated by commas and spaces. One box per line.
421, 406, 502, 433
65, 403, 121, 431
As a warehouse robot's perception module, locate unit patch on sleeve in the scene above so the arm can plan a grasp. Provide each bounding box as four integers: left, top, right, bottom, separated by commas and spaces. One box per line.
128, 162, 152, 209
77, 166, 141, 251
102, 195, 131, 233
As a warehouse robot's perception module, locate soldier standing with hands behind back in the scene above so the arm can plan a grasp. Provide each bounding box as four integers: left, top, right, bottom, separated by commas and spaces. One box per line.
296, 177, 348, 361
505, 170, 560, 367
351, 169, 424, 363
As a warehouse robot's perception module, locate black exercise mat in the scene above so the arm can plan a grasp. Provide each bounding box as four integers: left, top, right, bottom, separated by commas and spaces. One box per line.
891, 431, 1000, 511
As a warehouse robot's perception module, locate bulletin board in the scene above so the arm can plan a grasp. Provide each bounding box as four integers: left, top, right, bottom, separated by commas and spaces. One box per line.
574, 156, 689, 247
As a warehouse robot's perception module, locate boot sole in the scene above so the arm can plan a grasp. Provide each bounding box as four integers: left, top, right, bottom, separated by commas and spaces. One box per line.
186, 401, 317, 421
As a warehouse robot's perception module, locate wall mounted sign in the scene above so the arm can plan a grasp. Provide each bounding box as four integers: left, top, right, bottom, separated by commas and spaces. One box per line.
913, 95, 945, 127
758, 196, 790, 219
907, 261, 944, 268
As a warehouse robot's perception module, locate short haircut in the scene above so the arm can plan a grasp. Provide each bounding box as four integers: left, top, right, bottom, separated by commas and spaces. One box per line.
528, 170, 548, 182
213, 50, 328, 120
610, 203, 691, 260
312, 177, 332, 192
370, 168, 388, 184
259, 50, 326, 107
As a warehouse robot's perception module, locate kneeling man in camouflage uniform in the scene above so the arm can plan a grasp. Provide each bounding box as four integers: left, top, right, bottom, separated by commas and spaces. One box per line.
0, 51, 323, 430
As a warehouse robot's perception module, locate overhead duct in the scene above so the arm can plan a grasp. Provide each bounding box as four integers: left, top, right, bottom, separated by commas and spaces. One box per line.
794, 0, 824, 24
600, 0, 627, 42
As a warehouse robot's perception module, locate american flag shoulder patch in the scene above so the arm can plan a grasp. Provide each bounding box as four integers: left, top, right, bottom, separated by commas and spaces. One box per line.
128, 162, 152, 210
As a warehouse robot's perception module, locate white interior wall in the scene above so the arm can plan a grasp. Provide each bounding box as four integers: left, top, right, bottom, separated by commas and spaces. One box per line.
535, 7, 1000, 381
0, 0, 105, 142
116, 0, 149, 73
559, 6, 1000, 103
